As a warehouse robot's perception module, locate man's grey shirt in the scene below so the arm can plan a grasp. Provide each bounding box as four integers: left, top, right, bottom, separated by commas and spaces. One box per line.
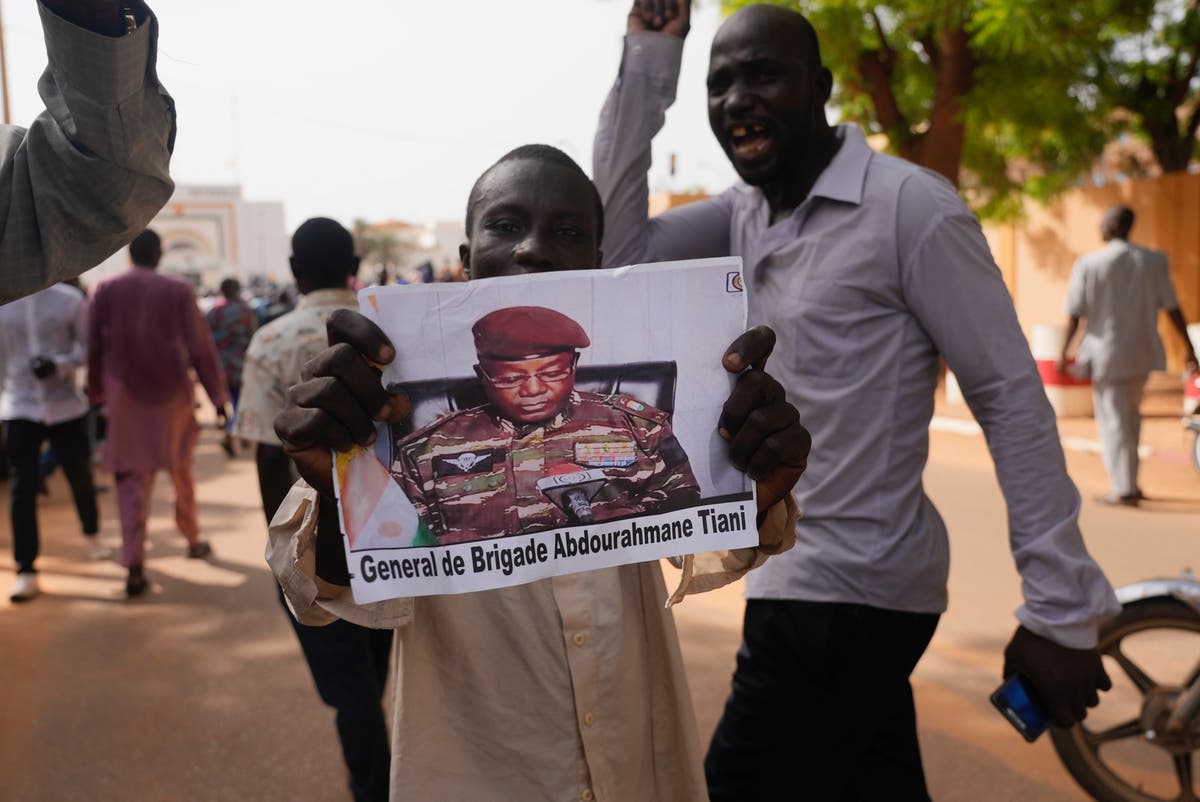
593, 32, 1118, 648
1065, 240, 1177, 382
0, 3, 176, 303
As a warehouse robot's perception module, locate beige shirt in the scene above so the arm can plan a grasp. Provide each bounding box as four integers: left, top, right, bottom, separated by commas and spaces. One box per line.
268, 482, 797, 801
235, 288, 358, 446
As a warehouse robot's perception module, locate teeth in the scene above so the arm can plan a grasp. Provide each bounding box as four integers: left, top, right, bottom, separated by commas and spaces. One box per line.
732, 126, 747, 137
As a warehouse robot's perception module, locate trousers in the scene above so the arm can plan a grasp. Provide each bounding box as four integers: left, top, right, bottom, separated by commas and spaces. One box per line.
277, 586, 393, 802
115, 462, 199, 567
706, 599, 940, 802
1092, 376, 1146, 498
4, 415, 99, 573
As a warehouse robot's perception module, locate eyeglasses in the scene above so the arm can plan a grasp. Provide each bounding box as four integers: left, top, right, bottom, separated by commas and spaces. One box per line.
480, 365, 575, 390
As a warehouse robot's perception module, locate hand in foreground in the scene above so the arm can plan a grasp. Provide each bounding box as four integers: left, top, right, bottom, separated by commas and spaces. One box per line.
1003, 625, 1111, 728
627, 0, 691, 38
274, 310, 405, 498
719, 326, 811, 515
29, 357, 56, 380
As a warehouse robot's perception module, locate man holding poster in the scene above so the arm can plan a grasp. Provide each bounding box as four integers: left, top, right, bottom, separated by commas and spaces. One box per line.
271, 144, 810, 801
391, 305, 700, 545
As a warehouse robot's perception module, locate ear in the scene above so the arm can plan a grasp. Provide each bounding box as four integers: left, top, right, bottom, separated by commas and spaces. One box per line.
459, 243, 471, 280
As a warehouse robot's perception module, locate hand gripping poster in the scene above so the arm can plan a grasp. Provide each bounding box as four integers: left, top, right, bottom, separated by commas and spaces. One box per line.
334, 257, 757, 602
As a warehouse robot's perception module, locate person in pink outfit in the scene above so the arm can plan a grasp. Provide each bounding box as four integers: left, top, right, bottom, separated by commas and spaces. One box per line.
87, 229, 230, 597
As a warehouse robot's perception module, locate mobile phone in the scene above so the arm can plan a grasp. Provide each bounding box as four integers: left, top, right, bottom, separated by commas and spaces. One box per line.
990, 674, 1049, 742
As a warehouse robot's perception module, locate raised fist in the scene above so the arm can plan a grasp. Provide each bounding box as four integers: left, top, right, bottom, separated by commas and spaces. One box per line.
627, 0, 691, 39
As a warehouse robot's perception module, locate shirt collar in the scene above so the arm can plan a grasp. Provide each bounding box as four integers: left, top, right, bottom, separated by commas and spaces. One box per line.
806, 124, 871, 207
298, 288, 358, 309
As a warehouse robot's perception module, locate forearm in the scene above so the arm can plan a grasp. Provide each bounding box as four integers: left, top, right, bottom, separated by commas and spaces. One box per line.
968, 367, 1118, 645
265, 481, 411, 628
0, 3, 175, 302
54, 315, 88, 375
666, 493, 798, 605
255, 444, 298, 525
260, 446, 347, 585
1059, 316, 1081, 362
594, 32, 734, 268
1168, 309, 1198, 360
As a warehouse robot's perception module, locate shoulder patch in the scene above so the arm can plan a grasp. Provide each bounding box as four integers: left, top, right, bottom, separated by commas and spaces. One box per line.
609, 393, 669, 426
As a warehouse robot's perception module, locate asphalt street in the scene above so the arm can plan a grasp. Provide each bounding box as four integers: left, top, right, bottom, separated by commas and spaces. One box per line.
1, 380, 1197, 801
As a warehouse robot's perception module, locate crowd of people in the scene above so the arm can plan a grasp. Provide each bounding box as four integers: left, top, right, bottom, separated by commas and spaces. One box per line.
0, 1, 1197, 801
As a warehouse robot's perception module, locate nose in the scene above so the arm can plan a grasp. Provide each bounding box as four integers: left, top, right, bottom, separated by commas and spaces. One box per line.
513, 228, 554, 272
518, 374, 548, 397
722, 81, 754, 119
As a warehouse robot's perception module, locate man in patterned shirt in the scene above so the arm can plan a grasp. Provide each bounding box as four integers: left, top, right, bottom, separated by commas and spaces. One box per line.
392, 305, 699, 544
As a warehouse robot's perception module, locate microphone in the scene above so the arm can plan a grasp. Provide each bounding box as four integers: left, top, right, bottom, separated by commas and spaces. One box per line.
536, 468, 610, 525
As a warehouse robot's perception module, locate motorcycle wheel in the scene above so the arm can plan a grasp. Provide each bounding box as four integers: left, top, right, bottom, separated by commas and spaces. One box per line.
1051, 598, 1200, 802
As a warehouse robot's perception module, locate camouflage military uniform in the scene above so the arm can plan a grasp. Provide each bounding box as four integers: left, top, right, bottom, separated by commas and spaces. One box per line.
391, 390, 700, 544
235, 288, 358, 447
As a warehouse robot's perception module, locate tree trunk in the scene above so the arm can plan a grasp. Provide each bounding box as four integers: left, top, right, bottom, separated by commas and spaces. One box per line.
913, 24, 973, 187
1149, 132, 1194, 173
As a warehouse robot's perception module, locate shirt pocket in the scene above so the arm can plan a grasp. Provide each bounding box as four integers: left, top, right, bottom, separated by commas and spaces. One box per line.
432, 470, 509, 537
786, 282, 868, 379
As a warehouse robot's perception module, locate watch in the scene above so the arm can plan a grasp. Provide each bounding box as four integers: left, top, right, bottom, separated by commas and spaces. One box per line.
122, 3, 138, 35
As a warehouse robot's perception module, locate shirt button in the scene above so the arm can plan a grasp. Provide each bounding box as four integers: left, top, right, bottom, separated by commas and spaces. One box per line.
572, 633, 586, 647
584, 711, 595, 727
581, 790, 594, 802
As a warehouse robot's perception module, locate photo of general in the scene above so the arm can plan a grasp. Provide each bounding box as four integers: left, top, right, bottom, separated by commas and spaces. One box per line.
332, 258, 756, 599
385, 305, 701, 545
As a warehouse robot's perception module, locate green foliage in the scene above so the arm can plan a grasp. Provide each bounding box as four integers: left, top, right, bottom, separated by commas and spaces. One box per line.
1088, 0, 1200, 172
718, 0, 1188, 218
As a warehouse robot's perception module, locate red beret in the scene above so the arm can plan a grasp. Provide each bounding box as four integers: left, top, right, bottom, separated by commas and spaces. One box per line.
472, 306, 590, 360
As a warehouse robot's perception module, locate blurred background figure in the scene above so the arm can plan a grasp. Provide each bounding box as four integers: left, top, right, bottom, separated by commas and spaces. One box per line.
1058, 205, 1199, 506
87, 230, 229, 598
206, 277, 258, 457
236, 217, 392, 802
0, 282, 107, 602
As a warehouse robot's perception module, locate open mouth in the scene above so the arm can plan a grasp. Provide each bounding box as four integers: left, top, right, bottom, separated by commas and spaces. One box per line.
729, 123, 773, 161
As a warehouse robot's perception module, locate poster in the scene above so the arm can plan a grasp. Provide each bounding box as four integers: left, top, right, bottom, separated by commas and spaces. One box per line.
334, 257, 757, 602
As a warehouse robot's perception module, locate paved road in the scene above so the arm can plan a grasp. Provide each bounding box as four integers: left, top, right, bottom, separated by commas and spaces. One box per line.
1, 390, 1197, 801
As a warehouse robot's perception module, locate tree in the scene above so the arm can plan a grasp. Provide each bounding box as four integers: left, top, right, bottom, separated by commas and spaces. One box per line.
353, 219, 407, 273
1094, 0, 1200, 173
721, 0, 1150, 218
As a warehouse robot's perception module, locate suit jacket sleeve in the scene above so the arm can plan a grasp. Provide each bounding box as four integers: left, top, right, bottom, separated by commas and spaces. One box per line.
0, 3, 176, 303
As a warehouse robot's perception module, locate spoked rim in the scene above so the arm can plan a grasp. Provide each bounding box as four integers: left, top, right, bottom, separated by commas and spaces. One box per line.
1053, 608, 1200, 802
